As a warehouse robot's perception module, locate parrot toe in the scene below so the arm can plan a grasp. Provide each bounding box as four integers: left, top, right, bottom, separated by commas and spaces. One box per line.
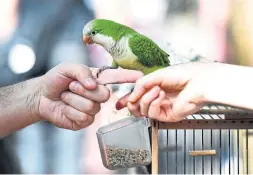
96, 66, 118, 78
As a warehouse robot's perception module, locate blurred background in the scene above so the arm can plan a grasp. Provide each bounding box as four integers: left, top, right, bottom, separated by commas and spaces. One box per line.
0, 0, 253, 174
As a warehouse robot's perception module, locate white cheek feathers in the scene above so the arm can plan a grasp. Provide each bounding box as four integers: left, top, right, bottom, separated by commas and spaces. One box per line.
92, 34, 115, 49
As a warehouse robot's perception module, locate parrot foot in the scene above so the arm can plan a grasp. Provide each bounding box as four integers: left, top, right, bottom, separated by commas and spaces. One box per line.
130, 87, 134, 93
96, 66, 117, 78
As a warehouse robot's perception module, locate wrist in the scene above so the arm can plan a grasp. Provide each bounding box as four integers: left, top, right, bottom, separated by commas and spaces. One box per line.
24, 77, 43, 122
0, 77, 43, 136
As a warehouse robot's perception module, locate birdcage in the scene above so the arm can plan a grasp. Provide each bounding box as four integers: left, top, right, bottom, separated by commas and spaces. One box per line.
151, 104, 253, 174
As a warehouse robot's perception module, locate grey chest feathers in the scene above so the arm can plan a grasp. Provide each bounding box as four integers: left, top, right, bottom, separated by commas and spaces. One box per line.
107, 37, 130, 60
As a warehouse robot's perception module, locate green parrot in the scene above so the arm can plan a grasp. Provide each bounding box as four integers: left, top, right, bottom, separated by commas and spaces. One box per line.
82, 19, 170, 76
82, 18, 215, 118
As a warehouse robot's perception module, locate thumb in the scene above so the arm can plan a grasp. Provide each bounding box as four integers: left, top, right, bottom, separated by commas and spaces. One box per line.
59, 63, 97, 90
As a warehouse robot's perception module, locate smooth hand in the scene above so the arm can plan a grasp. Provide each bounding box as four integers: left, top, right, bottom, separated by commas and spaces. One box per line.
116, 62, 219, 122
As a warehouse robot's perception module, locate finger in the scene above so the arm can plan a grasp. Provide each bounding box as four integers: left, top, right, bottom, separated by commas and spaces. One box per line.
59, 63, 97, 90
63, 105, 94, 123
115, 85, 161, 111
148, 90, 166, 119
172, 88, 203, 120
127, 101, 142, 117
69, 81, 84, 94
61, 91, 101, 116
128, 69, 165, 103
94, 68, 144, 85
115, 93, 131, 110
75, 114, 95, 128
140, 86, 160, 116
69, 81, 110, 103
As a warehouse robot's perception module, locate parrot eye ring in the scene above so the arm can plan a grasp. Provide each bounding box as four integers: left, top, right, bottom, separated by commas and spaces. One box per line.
91, 31, 97, 35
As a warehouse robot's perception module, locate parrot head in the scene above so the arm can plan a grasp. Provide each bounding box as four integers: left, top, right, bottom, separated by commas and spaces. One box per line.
82, 19, 135, 48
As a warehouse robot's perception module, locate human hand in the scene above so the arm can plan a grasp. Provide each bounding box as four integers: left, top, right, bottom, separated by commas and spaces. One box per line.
37, 63, 143, 130
116, 62, 221, 122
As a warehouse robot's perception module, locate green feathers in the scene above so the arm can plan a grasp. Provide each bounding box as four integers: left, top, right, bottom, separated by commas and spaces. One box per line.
129, 34, 170, 68
91, 19, 135, 41
83, 19, 170, 75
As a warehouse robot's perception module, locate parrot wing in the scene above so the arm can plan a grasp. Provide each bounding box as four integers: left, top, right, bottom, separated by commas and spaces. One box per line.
128, 34, 170, 67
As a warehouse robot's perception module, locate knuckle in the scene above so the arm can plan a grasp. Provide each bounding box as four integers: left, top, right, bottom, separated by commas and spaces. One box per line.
87, 115, 95, 125
100, 88, 110, 102
141, 97, 149, 106
136, 79, 147, 91
86, 101, 95, 112
72, 124, 80, 131
127, 102, 134, 112
127, 102, 139, 115
95, 104, 101, 113
135, 79, 143, 87
137, 77, 147, 85
88, 117, 95, 126
80, 113, 88, 122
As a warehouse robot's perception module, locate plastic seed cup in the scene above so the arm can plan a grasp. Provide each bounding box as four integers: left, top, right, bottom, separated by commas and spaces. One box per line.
97, 117, 151, 170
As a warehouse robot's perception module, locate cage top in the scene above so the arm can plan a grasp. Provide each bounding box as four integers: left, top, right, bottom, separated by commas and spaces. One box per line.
187, 104, 253, 120
157, 104, 253, 129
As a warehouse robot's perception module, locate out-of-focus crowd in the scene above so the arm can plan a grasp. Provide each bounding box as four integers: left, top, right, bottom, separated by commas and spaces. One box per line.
0, 0, 253, 174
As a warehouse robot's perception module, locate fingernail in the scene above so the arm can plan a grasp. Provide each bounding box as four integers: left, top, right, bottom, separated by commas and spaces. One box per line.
84, 78, 96, 87
70, 82, 76, 92
116, 102, 123, 110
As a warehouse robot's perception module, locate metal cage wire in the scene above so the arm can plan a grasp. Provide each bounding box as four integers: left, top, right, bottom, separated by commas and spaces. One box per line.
152, 104, 253, 174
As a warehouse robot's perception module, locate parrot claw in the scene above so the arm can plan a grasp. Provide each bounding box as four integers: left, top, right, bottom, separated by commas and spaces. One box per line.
96, 66, 117, 78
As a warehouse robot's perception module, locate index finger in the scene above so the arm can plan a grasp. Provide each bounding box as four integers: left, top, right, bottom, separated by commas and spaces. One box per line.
128, 70, 164, 103
95, 68, 144, 85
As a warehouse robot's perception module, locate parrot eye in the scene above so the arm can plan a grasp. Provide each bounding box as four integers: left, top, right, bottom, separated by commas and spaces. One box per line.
91, 31, 97, 35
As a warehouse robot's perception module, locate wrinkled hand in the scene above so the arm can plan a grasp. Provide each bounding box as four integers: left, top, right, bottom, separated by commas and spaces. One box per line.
116, 62, 218, 122
38, 63, 143, 130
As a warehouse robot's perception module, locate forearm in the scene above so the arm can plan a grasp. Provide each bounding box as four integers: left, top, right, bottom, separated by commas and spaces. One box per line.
204, 63, 253, 110
0, 77, 41, 137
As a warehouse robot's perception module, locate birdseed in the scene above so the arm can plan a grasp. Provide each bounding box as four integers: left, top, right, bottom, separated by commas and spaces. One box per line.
105, 147, 150, 169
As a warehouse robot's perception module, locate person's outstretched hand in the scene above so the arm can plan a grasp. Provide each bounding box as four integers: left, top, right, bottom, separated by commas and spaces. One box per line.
38, 63, 143, 130
116, 62, 225, 122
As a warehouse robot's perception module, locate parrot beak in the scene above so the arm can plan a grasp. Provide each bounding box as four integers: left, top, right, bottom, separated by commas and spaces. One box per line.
83, 35, 93, 46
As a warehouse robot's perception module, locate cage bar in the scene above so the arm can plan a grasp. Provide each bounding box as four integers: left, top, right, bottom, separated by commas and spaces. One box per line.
151, 104, 253, 174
